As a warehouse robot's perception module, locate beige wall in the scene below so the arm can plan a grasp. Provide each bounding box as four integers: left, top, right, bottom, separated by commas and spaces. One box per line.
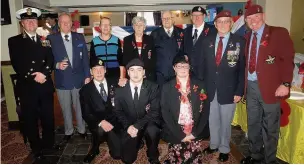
1, 0, 23, 61
290, 0, 304, 53
255, 0, 292, 32
172, 11, 192, 25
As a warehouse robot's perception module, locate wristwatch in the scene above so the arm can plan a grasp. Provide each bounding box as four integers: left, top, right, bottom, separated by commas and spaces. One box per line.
282, 82, 291, 87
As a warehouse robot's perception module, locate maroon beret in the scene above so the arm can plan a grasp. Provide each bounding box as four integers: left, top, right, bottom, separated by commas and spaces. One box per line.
214, 10, 232, 21
245, 4, 263, 17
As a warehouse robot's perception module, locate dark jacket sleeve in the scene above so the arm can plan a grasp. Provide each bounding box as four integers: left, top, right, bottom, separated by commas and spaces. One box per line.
114, 88, 131, 129
80, 34, 91, 79
134, 84, 160, 130
234, 37, 246, 96
191, 81, 210, 138
79, 88, 99, 127
89, 40, 96, 58
160, 83, 186, 142
8, 37, 26, 77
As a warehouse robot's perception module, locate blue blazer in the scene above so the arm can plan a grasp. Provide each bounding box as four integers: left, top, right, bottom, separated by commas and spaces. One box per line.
48, 32, 90, 90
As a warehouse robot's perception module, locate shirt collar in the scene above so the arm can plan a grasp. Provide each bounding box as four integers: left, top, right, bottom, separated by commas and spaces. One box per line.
164, 26, 174, 33
24, 30, 37, 38
61, 32, 72, 40
252, 23, 265, 36
130, 80, 143, 90
216, 32, 230, 40
93, 78, 107, 88
193, 22, 205, 31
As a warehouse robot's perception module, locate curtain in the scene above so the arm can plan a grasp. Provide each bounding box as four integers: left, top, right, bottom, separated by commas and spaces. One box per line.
125, 12, 137, 26
153, 11, 162, 26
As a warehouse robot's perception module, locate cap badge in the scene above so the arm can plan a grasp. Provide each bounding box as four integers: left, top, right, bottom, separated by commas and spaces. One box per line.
198, 7, 201, 11
98, 60, 103, 65
257, 8, 260, 12
26, 8, 32, 15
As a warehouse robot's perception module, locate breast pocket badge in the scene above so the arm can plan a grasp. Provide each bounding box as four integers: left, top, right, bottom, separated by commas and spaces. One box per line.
227, 50, 239, 67
148, 50, 152, 59
265, 55, 275, 64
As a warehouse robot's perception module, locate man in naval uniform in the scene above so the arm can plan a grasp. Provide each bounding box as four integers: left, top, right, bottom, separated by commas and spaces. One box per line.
8, 7, 57, 163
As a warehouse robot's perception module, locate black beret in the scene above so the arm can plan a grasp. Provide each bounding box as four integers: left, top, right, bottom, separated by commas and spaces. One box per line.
192, 6, 207, 15
90, 56, 105, 68
126, 58, 144, 70
172, 55, 189, 66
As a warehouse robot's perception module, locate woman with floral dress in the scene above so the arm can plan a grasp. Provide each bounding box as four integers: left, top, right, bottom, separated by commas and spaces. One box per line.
160, 55, 210, 163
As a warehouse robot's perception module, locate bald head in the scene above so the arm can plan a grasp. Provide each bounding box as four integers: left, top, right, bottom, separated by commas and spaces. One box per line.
58, 13, 72, 34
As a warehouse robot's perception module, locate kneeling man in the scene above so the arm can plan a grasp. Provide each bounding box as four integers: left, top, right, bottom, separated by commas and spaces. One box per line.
80, 57, 121, 163
114, 58, 161, 164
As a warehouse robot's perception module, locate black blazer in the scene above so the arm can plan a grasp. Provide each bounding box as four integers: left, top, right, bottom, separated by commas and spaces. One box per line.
8, 33, 54, 95
114, 80, 160, 130
150, 26, 184, 78
122, 34, 156, 81
160, 77, 210, 144
79, 78, 119, 130
200, 33, 245, 104
183, 24, 216, 79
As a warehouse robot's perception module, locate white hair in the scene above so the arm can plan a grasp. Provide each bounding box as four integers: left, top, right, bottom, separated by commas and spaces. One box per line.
161, 11, 174, 18
132, 16, 146, 26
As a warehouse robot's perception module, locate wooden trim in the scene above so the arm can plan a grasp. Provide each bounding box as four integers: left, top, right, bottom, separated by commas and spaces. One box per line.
1, 61, 11, 65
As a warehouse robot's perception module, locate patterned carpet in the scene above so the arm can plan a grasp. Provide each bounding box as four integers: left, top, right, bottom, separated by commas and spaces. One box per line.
1, 101, 238, 164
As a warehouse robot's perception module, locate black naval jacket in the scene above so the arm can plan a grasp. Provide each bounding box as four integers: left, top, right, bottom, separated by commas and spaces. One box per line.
8, 33, 54, 95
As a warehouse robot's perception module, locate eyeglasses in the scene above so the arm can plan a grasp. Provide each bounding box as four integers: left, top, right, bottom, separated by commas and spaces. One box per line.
216, 20, 231, 24
162, 17, 173, 21
175, 65, 190, 69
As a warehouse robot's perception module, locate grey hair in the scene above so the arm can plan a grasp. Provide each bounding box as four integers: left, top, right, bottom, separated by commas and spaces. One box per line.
161, 11, 174, 18
132, 16, 146, 26
58, 12, 72, 22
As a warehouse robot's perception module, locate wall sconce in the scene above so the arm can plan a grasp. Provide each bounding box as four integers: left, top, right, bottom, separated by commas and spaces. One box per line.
175, 10, 181, 17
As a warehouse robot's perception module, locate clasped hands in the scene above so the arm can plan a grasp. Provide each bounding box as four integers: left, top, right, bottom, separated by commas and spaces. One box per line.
182, 134, 195, 142
127, 125, 138, 138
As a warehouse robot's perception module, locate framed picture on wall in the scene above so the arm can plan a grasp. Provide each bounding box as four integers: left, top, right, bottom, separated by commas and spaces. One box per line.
1, 0, 12, 25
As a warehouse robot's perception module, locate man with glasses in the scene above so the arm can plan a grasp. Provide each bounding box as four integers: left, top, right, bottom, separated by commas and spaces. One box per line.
183, 6, 216, 81
199, 10, 245, 162
150, 11, 184, 86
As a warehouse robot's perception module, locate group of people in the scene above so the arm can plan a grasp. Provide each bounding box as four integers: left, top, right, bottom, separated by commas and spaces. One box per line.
8, 3, 294, 164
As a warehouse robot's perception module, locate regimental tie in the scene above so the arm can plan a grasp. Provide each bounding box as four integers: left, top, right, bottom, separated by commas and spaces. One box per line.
215, 37, 224, 66
249, 32, 258, 73
99, 83, 107, 102
64, 34, 69, 42
193, 29, 198, 45
133, 86, 139, 108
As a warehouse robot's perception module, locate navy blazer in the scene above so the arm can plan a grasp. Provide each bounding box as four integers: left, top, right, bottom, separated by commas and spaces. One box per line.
183, 24, 216, 79
48, 32, 90, 90
150, 26, 184, 78
200, 33, 245, 104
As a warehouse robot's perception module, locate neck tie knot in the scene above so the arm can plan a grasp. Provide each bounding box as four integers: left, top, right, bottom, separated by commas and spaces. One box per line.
64, 35, 69, 42
253, 32, 258, 37
134, 86, 138, 91
31, 36, 35, 42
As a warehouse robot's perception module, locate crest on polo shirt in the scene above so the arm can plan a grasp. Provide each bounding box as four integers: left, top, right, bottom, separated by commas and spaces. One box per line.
26, 8, 32, 15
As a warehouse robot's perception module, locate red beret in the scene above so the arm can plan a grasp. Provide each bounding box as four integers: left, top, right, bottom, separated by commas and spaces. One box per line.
245, 4, 263, 17
214, 10, 232, 21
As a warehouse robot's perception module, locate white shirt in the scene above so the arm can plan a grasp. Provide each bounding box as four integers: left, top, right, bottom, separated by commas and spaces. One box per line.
61, 32, 72, 41
164, 26, 174, 35
192, 22, 205, 38
93, 78, 108, 95
130, 81, 143, 99
24, 31, 37, 42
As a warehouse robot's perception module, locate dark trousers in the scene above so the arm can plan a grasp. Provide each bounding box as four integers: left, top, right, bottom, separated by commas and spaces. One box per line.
20, 90, 55, 154
121, 122, 160, 164
246, 81, 280, 163
89, 126, 121, 159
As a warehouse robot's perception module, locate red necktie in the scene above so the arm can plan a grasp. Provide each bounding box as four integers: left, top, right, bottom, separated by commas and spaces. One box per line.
215, 37, 224, 66
249, 33, 257, 73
